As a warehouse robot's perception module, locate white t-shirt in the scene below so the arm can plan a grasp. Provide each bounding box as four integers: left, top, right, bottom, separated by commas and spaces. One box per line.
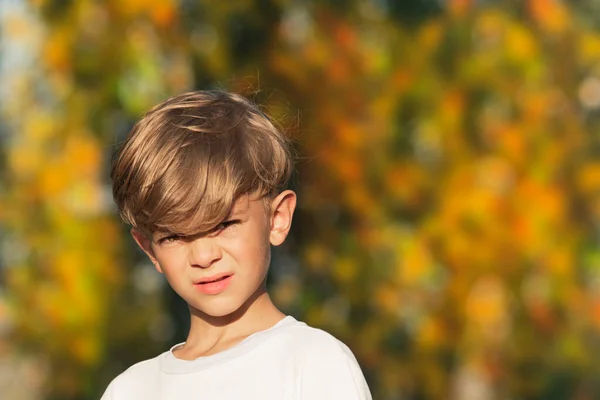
101, 316, 372, 399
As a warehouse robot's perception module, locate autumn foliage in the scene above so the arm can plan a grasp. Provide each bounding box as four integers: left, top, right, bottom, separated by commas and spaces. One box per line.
2, 0, 600, 399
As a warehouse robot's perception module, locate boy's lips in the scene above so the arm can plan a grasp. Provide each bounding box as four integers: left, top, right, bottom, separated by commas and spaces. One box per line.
194, 273, 233, 284
193, 273, 234, 295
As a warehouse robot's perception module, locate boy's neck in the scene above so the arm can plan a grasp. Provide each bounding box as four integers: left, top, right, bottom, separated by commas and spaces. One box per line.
174, 289, 285, 360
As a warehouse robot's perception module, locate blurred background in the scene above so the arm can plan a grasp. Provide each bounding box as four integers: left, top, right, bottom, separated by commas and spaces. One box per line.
2, 0, 600, 399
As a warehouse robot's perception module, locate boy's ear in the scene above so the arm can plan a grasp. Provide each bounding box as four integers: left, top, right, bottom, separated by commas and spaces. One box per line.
269, 190, 297, 246
130, 229, 163, 274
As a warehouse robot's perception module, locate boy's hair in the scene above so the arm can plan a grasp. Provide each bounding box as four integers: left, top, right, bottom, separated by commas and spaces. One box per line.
111, 90, 293, 237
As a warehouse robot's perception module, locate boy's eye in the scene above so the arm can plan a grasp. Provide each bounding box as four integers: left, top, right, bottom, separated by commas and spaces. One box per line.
158, 234, 183, 244
213, 220, 240, 233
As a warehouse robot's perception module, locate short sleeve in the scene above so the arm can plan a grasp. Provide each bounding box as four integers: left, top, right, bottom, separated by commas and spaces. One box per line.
299, 340, 372, 400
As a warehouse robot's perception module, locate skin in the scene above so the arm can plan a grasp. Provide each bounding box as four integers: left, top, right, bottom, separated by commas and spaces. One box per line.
132, 190, 297, 360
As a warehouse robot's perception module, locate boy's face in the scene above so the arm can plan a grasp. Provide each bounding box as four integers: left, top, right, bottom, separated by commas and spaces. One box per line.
132, 191, 296, 318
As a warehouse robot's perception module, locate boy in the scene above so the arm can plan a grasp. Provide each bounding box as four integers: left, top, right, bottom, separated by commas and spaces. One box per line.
102, 90, 372, 399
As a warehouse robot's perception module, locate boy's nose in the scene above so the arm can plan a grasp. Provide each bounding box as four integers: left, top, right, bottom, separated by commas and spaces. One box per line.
188, 237, 222, 268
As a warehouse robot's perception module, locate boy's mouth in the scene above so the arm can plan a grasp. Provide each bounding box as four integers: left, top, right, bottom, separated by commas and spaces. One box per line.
193, 274, 234, 295
196, 274, 232, 284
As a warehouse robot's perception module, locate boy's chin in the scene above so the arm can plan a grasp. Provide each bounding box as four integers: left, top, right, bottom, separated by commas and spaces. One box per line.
189, 299, 246, 320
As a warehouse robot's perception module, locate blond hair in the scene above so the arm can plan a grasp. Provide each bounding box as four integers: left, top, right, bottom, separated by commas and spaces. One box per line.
111, 90, 293, 237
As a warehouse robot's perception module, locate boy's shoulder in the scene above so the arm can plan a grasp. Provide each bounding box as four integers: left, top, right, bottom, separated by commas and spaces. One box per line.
117, 355, 162, 378
101, 356, 162, 399
269, 316, 357, 359
272, 317, 372, 399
